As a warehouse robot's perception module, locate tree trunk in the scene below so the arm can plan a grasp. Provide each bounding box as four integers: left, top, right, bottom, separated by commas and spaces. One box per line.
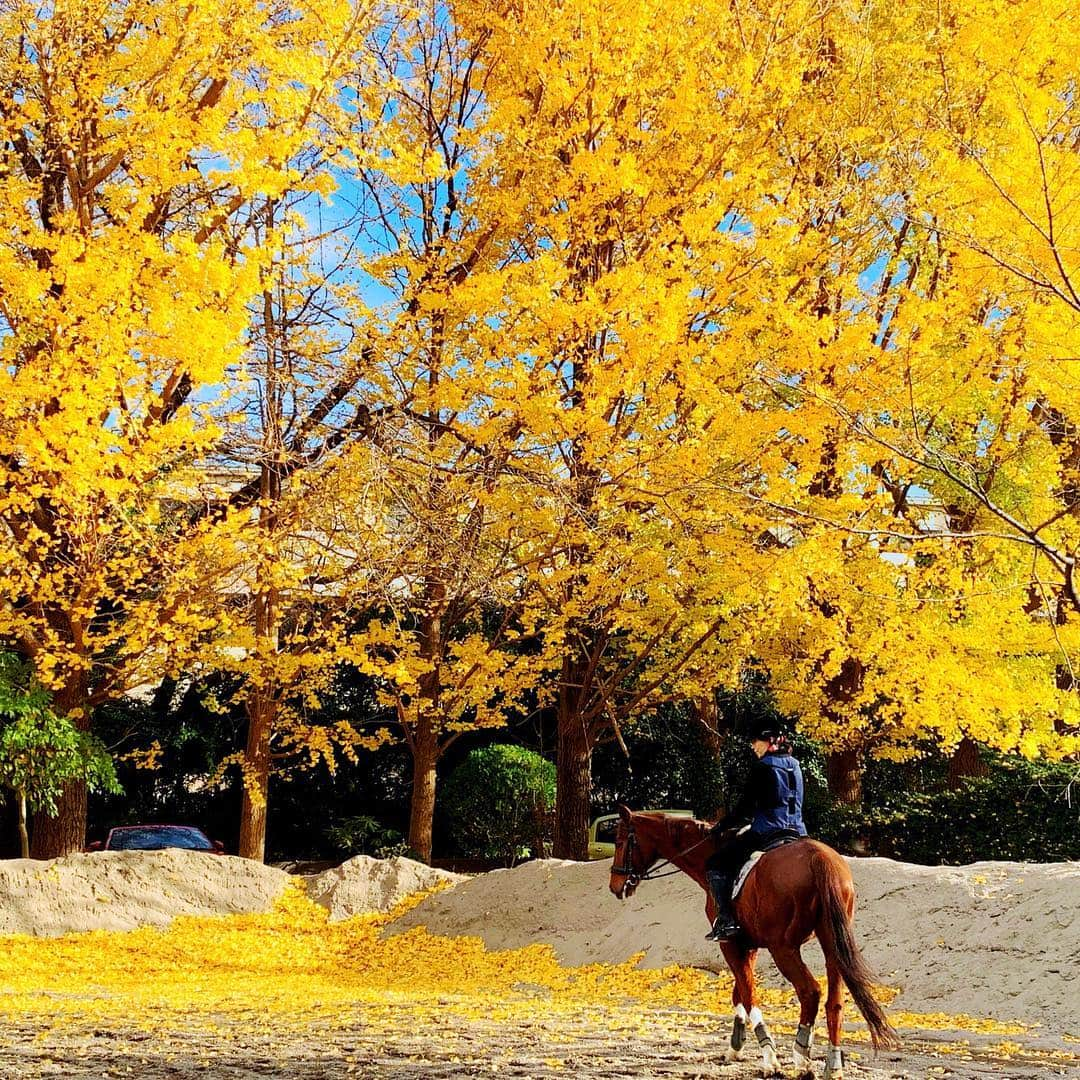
826, 748, 863, 806
689, 695, 728, 820
946, 737, 988, 790
407, 719, 439, 864
554, 694, 593, 860
238, 690, 276, 861
238, 450, 281, 863
690, 695, 725, 756
30, 776, 88, 859
30, 674, 90, 859
823, 657, 864, 808
17, 789, 29, 859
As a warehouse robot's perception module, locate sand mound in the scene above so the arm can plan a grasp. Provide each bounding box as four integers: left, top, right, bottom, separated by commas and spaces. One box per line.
387, 855, 1080, 1028
307, 855, 464, 919
0, 851, 464, 936
0, 850, 291, 937
5, 845, 1077, 1029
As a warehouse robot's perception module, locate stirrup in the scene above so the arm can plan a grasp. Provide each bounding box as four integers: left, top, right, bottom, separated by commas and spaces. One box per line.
705, 919, 740, 942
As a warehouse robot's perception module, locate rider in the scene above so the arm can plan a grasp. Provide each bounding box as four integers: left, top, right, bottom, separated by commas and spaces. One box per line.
704, 725, 807, 941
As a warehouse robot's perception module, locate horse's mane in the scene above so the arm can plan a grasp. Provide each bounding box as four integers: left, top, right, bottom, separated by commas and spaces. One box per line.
647, 814, 715, 876
631, 811, 713, 853
667, 815, 712, 850
618, 811, 716, 870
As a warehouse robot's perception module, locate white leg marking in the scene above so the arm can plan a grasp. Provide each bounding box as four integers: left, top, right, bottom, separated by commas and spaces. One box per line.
747, 1006, 779, 1076
725, 997, 751, 1058
729, 1002, 748, 1057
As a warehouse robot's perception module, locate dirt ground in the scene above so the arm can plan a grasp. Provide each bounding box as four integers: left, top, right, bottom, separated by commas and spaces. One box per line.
2, 852, 1077, 1078
0, 1004, 1076, 1079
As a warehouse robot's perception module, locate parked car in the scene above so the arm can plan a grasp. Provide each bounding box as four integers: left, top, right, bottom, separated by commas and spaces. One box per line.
587, 809, 694, 860
87, 825, 226, 854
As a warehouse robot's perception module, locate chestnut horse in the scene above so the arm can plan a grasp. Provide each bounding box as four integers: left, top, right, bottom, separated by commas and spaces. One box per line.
610, 807, 897, 1079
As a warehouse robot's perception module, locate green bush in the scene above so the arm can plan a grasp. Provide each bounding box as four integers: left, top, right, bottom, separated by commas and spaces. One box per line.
325, 815, 410, 859
796, 745, 1080, 864
442, 744, 555, 863
870, 757, 1080, 864
0, 654, 120, 856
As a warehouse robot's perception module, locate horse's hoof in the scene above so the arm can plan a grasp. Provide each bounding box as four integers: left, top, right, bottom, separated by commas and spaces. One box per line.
760, 1043, 782, 1077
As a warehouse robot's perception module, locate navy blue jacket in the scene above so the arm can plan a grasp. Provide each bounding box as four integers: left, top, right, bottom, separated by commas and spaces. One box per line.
734, 751, 807, 837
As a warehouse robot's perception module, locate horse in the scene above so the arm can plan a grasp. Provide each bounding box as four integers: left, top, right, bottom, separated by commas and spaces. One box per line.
609, 806, 898, 1079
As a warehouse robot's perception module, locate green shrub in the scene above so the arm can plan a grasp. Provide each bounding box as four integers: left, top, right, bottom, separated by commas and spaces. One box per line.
872, 757, 1080, 864
442, 744, 556, 863
797, 746, 1080, 864
0, 654, 120, 856
325, 815, 410, 859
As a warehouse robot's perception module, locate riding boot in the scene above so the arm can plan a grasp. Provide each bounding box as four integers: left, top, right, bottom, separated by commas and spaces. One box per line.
705, 868, 740, 940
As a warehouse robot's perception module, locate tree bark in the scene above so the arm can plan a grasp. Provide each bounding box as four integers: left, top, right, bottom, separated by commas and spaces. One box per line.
690, 695, 728, 819
946, 736, 988, 790
407, 717, 439, 864
30, 776, 87, 858
826, 747, 863, 806
17, 789, 29, 859
401, 575, 447, 865
554, 683, 593, 860
690, 695, 725, 757
30, 674, 89, 859
238, 689, 276, 861
237, 441, 282, 862
823, 657, 864, 808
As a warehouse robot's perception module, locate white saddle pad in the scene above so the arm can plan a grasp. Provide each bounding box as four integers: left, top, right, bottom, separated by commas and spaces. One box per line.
732, 851, 764, 899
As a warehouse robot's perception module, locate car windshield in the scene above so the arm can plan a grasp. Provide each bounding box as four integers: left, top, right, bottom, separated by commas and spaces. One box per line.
106, 826, 213, 851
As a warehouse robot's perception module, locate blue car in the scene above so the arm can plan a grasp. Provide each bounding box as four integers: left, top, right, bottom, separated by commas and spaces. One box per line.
87, 824, 226, 854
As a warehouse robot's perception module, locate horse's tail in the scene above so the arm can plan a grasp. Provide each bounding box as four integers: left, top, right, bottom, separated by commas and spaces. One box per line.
811, 849, 900, 1052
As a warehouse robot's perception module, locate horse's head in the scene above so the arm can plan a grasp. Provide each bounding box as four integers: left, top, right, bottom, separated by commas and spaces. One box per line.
609, 804, 663, 900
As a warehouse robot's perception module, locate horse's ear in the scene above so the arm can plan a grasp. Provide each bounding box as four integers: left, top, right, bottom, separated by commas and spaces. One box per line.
617, 803, 633, 822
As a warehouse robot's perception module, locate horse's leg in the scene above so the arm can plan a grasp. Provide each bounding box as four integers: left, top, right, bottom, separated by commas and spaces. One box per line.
770, 945, 821, 1072
721, 942, 753, 1056
727, 946, 780, 1076
823, 955, 845, 1080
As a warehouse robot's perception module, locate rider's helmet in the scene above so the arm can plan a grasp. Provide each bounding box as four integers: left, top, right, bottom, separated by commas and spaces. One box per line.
749, 724, 791, 752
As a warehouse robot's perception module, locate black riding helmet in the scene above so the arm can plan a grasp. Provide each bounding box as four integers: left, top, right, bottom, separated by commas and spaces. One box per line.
749, 724, 792, 750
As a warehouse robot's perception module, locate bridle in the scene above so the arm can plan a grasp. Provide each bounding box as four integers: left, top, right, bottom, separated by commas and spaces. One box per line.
612, 821, 711, 889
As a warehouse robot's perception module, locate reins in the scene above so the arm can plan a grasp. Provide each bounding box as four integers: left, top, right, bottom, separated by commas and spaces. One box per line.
613, 822, 712, 887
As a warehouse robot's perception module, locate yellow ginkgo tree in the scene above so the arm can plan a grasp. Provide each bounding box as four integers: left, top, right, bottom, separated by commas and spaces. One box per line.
0, 0, 380, 856
430, 0, 943, 855
705, 0, 1080, 788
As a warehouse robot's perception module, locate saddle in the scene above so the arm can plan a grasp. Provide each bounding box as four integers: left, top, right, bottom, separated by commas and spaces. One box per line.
732, 834, 802, 899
